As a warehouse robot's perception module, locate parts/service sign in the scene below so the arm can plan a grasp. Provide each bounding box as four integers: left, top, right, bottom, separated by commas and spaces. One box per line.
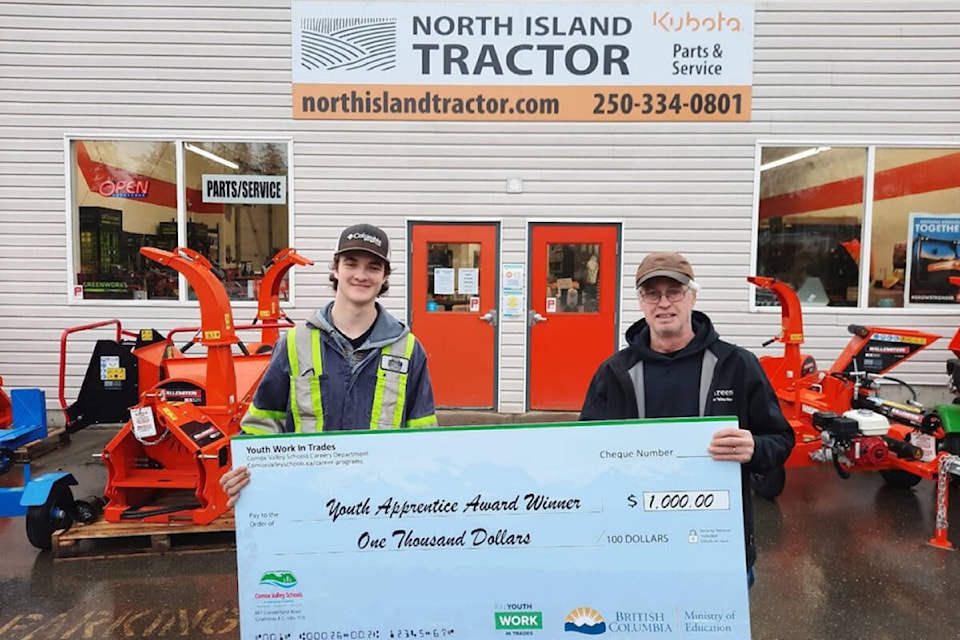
291, 2, 755, 121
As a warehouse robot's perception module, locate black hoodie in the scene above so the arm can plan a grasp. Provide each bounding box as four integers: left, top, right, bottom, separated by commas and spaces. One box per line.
579, 310, 795, 570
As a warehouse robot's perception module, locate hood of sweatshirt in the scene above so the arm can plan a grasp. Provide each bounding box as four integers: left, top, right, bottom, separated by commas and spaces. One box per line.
306, 301, 409, 353
624, 309, 720, 362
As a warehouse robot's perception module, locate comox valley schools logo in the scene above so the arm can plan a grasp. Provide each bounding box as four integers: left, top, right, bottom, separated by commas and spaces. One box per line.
299, 17, 397, 71
565, 608, 606, 635
259, 570, 298, 588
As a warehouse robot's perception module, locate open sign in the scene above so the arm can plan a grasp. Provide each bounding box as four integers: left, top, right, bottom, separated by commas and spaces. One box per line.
98, 179, 149, 198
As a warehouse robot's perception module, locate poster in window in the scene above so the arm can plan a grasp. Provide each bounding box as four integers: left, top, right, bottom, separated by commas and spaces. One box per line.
905, 213, 960, 305
458, 268, 479, 295
433, 268, 455, 295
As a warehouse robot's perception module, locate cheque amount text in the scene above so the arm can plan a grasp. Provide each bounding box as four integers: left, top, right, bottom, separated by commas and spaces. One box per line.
628, 491, 730, 512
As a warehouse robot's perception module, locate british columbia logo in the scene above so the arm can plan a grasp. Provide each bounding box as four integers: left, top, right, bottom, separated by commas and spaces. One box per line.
565, 607, 606, 635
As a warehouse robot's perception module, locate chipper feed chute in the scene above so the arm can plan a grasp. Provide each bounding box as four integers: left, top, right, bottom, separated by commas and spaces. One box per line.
102, 247, 248, 525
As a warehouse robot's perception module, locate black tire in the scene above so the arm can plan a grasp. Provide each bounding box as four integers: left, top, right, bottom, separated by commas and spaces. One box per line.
25, 484, 75, 551
879, 468, 923, 489
751, 467, 786, 499
943, 433, 960, 456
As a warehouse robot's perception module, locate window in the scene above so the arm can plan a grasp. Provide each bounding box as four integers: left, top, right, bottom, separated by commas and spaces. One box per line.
754, 145, 960, 309
426, 242, 481, 312
69, 139, 291, 302
872, 149, 960, 307
546, 243, 601, 313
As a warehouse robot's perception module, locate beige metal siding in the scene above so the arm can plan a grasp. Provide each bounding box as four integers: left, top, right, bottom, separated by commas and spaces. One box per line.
1, 1, 959, 419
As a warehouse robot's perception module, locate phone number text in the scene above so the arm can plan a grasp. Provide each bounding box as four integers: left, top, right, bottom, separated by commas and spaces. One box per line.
593, 92, 743, 117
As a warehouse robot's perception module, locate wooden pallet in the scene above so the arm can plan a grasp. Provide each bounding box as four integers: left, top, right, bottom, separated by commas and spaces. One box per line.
51, 512, 236, 560
13, 426, 71, 462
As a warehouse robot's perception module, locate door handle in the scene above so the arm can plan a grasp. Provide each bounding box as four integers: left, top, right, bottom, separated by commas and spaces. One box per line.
527, 310, 548, 326
478, 309, 498, 326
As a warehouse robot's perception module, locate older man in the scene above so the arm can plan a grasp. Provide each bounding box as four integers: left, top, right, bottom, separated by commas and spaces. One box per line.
579, 251, 794, 585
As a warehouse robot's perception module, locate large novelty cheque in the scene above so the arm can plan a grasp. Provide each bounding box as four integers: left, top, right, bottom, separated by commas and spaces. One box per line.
232, 418, 751, 640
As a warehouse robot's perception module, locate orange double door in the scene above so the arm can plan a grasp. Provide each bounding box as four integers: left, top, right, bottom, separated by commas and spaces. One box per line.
409, 222, 620, 411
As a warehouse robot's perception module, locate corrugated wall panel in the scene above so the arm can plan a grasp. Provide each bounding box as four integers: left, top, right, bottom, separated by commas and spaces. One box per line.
747, 3, 960, 392
1, 1, 960, 416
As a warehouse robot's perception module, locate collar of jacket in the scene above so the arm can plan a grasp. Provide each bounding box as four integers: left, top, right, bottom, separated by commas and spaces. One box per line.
306, 301, 410, 353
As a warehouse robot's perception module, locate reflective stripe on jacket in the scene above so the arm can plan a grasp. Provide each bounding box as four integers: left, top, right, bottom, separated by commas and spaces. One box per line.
241, 302, 439, 435
287, 326, 417, 432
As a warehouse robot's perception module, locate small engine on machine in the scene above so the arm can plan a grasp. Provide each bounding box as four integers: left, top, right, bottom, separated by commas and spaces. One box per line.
811, 409, 924, 478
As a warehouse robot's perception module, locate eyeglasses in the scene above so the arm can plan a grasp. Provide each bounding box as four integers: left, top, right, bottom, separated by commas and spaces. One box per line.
638, 287, 688, 303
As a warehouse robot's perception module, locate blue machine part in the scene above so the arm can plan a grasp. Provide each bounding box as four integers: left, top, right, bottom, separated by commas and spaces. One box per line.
0, 388, 82, 530
0, 388, 48, 450
10, 388, 47, 436
0, 388, 60, 517
0, 484, 29, 517
0, 424, 47, 451
20, 472, 77, 507
0, 468, 77, 517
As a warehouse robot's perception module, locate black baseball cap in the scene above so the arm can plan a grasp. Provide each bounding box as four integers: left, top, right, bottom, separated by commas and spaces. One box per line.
334, 224, 391, 266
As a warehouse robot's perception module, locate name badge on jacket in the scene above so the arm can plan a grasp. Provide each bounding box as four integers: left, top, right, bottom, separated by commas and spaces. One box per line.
380, 354, 410, 374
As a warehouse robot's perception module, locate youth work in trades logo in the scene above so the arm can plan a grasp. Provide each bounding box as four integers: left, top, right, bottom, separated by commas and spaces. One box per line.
259, 570, 299, 588
495, 611, 543, 630
299, 17, 397, 71
564, 608, 606, 635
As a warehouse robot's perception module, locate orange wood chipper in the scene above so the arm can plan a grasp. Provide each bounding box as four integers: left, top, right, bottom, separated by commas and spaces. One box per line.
98, 246, 311, 525
748, 276, 948, 498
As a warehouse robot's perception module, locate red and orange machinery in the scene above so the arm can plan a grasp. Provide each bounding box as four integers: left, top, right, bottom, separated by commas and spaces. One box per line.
934, 275, 960, 456
58, 248, 312, 433
247, 247, 313, 354
0, 376, 11, 429
99, 246, 311, 525
748, 276, 949, 498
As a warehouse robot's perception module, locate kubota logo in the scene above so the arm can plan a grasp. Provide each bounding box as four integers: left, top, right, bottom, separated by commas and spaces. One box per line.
652, 10, 743, 32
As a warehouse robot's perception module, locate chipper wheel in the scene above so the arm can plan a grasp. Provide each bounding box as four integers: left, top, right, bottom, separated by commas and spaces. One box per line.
26, 483, 75, 551
878, 469, 923, 489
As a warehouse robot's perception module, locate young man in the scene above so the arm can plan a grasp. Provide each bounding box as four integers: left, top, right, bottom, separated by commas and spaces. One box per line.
221, 223, 437, 504
579, 251, 794, 585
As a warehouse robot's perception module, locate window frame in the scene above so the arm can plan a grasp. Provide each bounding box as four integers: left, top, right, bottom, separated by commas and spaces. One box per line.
750, 140, 960, 314
64, 134, 296, 306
